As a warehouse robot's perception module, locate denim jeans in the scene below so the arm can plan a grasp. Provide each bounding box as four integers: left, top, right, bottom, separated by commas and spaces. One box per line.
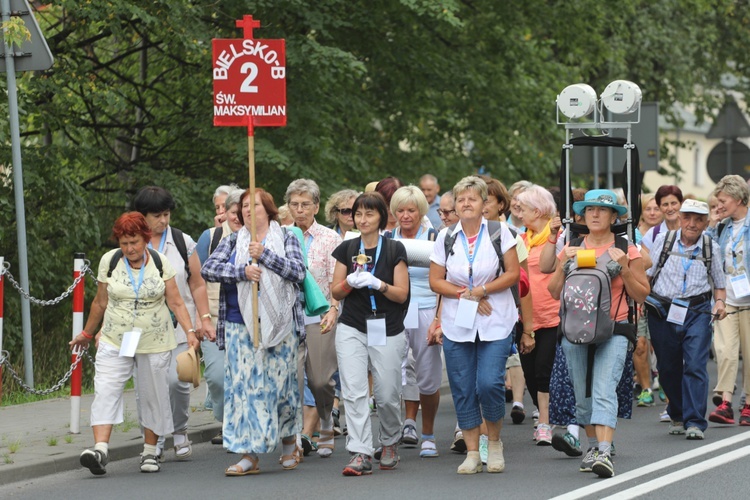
648, 300, 712, 431
443, 333, 511, 430
562, 335, 628, 428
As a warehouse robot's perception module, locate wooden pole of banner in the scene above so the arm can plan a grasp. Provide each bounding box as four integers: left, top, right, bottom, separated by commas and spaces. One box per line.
248, 117, 259, 349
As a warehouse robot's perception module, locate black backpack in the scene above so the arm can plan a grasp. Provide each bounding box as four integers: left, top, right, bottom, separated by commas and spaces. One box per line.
107, 247, 164, 278
209, 226, 224, 255
443, 220, 520, 307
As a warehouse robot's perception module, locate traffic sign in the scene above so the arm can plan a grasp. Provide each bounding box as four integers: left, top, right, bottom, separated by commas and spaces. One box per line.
212, 18, 286, 127
0, 0, 53, 73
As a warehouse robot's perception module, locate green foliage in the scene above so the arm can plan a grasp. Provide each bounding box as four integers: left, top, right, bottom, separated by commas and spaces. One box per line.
1, 0, 748, 397
2, 17, 31, 48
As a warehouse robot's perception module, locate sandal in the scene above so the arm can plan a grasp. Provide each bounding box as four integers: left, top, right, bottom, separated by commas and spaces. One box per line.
317, 429, 335, 458
420, 438, 439, 458
173, 432, 192, 460
300, 434, 317, 456
281, 445, 304, 470
225, 455, 260, 476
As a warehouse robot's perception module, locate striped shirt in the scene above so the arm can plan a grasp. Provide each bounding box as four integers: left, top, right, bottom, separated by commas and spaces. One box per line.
647, 230, 726, 298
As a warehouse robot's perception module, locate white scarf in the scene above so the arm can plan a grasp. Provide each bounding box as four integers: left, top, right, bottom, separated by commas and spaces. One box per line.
235, 221, 295, 348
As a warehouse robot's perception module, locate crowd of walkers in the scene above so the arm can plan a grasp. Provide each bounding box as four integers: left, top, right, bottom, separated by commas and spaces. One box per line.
70, 172, 750, 479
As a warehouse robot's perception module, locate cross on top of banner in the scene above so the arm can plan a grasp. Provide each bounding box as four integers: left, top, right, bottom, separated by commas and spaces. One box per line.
236, 15, 261, 39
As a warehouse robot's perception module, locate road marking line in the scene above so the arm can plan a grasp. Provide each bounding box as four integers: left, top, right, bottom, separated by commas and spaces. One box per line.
600, 446, 750, 500
549, 431, 750, 500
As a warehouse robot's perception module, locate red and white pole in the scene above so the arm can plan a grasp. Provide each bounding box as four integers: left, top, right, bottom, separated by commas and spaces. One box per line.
0, 256, 5, 404
70, 253, 85, 434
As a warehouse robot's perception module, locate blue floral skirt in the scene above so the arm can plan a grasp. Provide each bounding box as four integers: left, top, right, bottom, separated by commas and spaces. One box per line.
222, 321, 301, 454
549, 342, 634, 426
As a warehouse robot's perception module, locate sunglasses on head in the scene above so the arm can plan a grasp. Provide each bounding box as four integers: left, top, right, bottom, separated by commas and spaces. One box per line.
337, 208, 353, 215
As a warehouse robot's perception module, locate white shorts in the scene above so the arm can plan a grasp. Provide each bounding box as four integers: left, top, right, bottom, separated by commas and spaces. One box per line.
90, 342, 173, 436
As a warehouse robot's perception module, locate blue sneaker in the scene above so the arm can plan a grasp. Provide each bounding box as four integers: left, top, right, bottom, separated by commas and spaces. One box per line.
551, 432, 582, 457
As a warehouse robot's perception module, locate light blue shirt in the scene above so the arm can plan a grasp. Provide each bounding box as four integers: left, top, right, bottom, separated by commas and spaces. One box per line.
647, 230, 725, 298
426, 195, 442, 230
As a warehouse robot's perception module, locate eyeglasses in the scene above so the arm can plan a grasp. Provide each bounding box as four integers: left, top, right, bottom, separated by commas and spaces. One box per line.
437, 209, 456, 217
289, 202, 316, 210
336, 207, 353, 216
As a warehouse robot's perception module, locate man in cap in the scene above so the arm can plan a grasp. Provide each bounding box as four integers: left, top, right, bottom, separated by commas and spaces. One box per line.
646, 199, 727, 440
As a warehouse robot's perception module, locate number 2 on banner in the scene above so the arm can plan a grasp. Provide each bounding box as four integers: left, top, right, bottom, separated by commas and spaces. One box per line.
240, 62, 258, 93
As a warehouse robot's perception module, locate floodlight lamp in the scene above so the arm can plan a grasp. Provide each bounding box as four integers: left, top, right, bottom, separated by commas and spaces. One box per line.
600, 80, 642, 114
557, 84, 597, 119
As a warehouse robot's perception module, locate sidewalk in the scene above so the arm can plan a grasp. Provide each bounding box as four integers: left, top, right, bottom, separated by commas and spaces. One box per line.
0, 383, 220, 486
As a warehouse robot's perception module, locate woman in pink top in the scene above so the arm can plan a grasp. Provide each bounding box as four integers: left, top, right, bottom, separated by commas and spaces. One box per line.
515, 185, 559, 445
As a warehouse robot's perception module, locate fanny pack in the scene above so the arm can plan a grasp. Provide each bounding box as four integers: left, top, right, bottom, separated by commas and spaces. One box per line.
644, 293, 670, 320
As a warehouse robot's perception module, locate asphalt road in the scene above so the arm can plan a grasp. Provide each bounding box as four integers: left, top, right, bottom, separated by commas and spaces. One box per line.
4, 387, 750, 500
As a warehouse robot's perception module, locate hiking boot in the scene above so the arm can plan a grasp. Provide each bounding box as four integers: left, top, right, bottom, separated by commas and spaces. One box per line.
511, 404, 526, 424
739, 404, 750, 426
535, 424, 552, 446
80, 449, 108, 476
379, 444, 399, 470
342, 453, 372, 476
450, 430, 467, 454
668, 421, 685, 435
479, 435, 488, 465
579, 447, 598, 473
400, 422, 418, 447
637, 389, 655, 407
686, 427, 705, 440
709, 401, 735, 424
591, 452, 615, 478
140, 454, 160, 473
551, 432, 582, 457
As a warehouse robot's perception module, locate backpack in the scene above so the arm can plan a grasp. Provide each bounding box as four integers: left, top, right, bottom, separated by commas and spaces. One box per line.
384, 227, 438, 242
169, 227, 191, 281
560, 236, 629, 345
443, 220, 520, 307
107, 247, 164, 278
209, 226, 224, 255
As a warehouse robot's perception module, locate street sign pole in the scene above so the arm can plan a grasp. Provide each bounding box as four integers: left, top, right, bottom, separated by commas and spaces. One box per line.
247, 119, 259, 349
2, 0, 33, 385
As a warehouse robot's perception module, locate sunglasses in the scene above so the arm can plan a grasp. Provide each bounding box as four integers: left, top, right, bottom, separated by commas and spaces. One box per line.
336, 208, 353, 216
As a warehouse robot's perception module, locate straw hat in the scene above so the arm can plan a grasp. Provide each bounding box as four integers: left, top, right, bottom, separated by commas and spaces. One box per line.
176, 346, 200, 388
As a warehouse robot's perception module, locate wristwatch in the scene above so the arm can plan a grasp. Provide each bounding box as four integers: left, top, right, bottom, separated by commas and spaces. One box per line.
523, 331, 535, 339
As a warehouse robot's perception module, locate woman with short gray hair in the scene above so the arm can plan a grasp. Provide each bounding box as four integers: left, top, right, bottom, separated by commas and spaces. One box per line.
284, 178, 343, 457
708, 174, 750, 425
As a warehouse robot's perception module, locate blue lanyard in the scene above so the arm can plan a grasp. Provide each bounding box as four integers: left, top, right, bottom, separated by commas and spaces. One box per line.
459, 225, 484, 289
124, 253, 147, 305
359, 236, 383, 313
148, 230, 168, 253
305, 234, 313, 265
394, 226, 423, 240
728, 224, 747, 269
677, 240, 700, 295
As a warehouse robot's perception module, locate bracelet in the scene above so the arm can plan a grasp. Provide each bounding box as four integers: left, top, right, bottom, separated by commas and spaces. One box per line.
482, 285, 488, 298
435, 323, 441, 329
381, 283, 389, 293
547, 236, 558, 244
330, 304, 339, 311
716, 298, 725, 304
433, 316, 440, 322
341, 279, 352, 293
187, 328, 197, 334
200, 313, 212, 320
80, 330, 93, 340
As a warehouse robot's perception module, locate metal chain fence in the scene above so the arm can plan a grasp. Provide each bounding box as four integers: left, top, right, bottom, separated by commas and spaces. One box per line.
1, 259, 91, 306
1, 259, 96, 394
0, 349, 90, 396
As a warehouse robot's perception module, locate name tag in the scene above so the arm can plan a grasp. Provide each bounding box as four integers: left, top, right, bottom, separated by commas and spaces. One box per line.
403, 300, 419, 329
454, 298, 479, 330
667, 299, 688, 326
730, 273, 750, 298
366, 314, 387, 346
119, 327, 142, 357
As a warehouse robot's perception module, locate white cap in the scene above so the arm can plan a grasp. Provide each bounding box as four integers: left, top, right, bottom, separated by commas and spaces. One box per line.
680, 199, 709, 215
